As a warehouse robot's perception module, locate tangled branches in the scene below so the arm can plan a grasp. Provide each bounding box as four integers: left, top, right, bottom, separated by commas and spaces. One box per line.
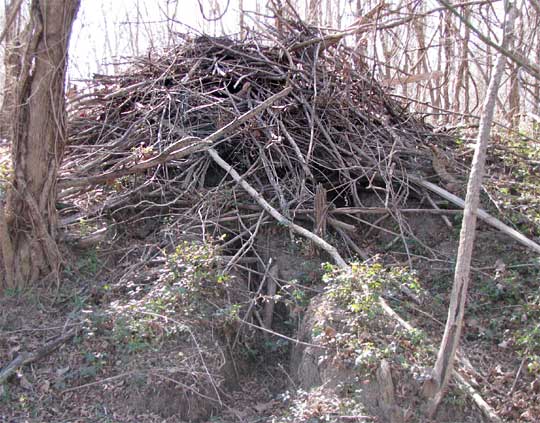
62, 21, 441, 266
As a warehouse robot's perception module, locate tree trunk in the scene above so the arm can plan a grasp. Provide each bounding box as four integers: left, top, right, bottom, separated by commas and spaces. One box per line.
451, 6, 471, 118
0, 0, 80, 289
422, 3, 516, 417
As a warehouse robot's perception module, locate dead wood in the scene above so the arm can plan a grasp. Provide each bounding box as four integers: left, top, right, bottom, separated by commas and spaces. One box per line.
0, 327, 79, 385
263, 264, 279, 331
376, 360, 403, 423
415, 178, 540, 254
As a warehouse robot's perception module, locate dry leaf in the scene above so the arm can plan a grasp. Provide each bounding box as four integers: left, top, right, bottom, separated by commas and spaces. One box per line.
56, 366, 70, 376
324, 326, 337, 338
19, 373, 33, 390
39, 380, 51, 393
253, 401, 274, 413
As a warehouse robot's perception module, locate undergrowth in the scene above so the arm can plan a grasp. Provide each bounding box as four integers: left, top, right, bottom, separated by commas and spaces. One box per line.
82, 239, 230, 355
317, 260, 433, 375
269, 260, 438, 422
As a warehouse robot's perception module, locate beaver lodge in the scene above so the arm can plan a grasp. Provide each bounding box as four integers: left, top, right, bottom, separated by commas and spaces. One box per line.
3, 16, 540, 423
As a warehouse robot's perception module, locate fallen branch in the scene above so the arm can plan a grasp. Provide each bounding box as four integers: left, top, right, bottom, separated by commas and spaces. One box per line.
207, 147, 347, 268
413, 178, 540, 254
0, 327, 79, 384
453, 372, 502, 423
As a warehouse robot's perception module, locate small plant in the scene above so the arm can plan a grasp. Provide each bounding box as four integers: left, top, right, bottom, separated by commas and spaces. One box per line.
406, 327, 427, 347
76, 248, 100, 275
516, 323, 540, 374
84, 239, 229, 355
0, 159, 13, 195
0, 384, 10, 403
324, 261, 392, 317
264, 338, 289, 352
314, 260, 432, 376
77, 218, 97, 237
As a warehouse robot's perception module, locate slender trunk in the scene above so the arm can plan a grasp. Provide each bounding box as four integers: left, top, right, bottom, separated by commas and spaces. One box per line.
423, 4, 516, 417
507, 8, 522, 126
0, 0, 24, 139
452, 7, 471, 118
442, 10, 453, 122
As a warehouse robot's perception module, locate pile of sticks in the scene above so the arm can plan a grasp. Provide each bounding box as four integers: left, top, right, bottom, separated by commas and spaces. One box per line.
61, 20, 445, 261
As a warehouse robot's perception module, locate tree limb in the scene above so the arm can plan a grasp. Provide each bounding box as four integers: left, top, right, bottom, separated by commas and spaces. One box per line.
412, 178, 540, 254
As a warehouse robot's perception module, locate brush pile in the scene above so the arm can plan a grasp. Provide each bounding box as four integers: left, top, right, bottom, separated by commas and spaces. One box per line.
61, 20, 443, 263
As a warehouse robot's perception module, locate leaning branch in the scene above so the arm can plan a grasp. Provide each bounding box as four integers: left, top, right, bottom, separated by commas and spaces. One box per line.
412, 178, 540, 254
424, 4, 516, 416
207, 147, 347, 267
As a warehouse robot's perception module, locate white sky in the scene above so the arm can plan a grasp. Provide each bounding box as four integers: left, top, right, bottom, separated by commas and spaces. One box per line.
69, 0, 257, 81
68, 0, 370, 81
0, 1, 508, 86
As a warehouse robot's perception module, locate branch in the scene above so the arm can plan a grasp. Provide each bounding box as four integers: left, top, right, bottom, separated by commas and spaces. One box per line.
58, 138, 209, 188
0, 328, 78, 384
412, 178, 540, 254
59, 86, 293, 189
207, 146, 347, 267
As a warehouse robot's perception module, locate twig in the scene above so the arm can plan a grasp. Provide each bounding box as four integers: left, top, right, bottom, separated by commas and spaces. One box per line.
508, 357, 526, 396
61, 371, 134, 394
233, 257, 273, 348
236, 319, 326, 349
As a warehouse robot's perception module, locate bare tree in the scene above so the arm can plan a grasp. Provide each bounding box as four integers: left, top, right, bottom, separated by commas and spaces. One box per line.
422, 3, 516, 417
452, 6, 471, 118
0, 0, 80, 289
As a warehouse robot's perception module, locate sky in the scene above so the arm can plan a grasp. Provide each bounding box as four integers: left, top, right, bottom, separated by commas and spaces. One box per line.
69, 0, 366, 81
70, 0, 253, 81
1, 0, 509, 89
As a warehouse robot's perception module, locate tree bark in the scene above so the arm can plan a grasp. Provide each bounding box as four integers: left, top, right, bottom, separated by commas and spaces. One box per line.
0, 0, 25, 139
452, 6, 471, 118
423, 3, 516, 417
1, 0, 80, 289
